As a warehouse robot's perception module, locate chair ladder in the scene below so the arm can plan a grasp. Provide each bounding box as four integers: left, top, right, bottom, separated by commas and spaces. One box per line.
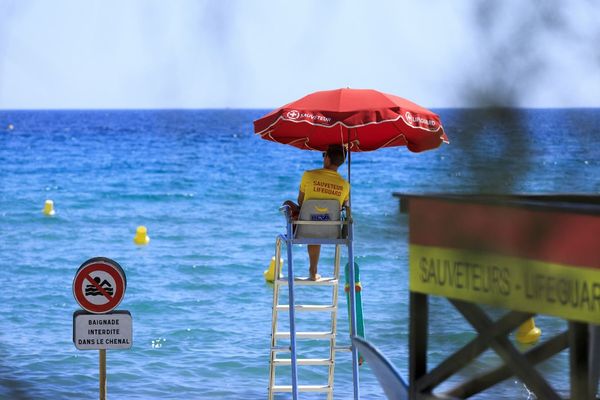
268, 237, 342, 399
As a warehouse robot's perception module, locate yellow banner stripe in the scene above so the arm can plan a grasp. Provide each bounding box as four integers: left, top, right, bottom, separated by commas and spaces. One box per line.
410, 244, 600, 324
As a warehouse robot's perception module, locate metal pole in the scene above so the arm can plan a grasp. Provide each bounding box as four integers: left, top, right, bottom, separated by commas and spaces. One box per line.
348, 221, 360, 399
346, 131, 352, 208
346, 129, 360, 399
285, 212, 299, 400
99, 349, 107, 400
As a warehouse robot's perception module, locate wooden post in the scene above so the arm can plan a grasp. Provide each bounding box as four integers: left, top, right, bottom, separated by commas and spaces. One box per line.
409, 292, 428, 399
569, 322, 591, 400
99, 349, 107, 400
589, 325, 600, 398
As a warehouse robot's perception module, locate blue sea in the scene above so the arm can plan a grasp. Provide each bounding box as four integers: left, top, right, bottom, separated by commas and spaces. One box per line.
0, 109, 598, 399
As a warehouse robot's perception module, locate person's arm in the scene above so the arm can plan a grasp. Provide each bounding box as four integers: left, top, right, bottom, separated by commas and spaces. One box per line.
298, 171, 307, 207
342, 182, 350, 211
298, 191, 305, 207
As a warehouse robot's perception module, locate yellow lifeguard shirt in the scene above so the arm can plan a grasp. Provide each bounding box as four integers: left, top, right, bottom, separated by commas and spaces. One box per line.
300, 169, 350, 207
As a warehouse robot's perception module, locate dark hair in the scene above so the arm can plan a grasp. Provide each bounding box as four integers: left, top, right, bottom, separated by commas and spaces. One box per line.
326, 144, 346, 167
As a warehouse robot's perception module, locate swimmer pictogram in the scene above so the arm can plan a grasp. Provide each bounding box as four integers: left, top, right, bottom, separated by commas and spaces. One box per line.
73, 257, 126, 314
85, 277, 114, 296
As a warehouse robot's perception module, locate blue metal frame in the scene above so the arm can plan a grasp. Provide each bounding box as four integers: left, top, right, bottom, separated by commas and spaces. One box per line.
286, 211, 300, 399
279, 205, 360, 400
347, 216, 360, 400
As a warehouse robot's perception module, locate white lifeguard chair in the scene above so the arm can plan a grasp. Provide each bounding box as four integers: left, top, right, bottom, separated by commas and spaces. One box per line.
268, 199, 360, 399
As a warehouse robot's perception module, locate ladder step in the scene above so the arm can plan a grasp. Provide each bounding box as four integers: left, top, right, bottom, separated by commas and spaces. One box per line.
335, 345, 352, 352
277, 277, 338, 286
272, 385, 331, 393
272, 345, 348, 353
273, 358, 332, 366
275, 331, 334, 340
276, 304, 336, 312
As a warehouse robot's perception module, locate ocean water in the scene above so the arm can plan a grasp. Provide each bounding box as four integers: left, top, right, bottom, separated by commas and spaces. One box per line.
0, 109, 598, 399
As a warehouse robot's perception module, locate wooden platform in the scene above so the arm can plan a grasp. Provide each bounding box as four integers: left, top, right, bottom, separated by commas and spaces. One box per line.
404, 193, 600, 399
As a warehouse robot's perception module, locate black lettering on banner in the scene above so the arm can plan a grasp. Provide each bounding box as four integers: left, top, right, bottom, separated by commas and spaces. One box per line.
581, 281, 590, 310
546, 276, 556, 303
418, 257, 511, 296
472, 265, 482, 292
524, 272, 600, 312
557, 278, 570, 305
446, 260, 455, 287
455, 262, 464, 289
499, 266, 510, 295
419, 257, 429, 283
593, 283, 600, 311
491, 266, 500, 292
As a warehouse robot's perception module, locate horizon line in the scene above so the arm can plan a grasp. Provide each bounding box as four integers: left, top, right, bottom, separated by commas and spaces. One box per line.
2, 106, 599, 112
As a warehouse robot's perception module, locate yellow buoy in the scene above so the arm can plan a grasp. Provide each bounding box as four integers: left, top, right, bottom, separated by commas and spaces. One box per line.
133, 225, 150, 245
43, 200, 55, 216
516, 317, 541, 344
264, 256, 284, 282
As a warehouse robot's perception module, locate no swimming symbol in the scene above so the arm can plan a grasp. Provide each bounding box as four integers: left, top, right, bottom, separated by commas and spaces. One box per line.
73, 257, 127, 314
85, 275, 114, 297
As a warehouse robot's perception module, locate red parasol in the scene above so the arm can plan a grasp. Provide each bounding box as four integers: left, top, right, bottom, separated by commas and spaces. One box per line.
253, 87, 448, 153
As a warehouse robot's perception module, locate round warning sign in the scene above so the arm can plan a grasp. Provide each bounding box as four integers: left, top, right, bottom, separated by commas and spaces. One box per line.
73, 257, 127, 314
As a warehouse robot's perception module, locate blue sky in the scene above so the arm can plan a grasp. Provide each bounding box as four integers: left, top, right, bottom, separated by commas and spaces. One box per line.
0, 0, 598, 109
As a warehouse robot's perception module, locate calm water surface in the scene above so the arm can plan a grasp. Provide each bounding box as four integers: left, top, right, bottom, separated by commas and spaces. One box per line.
0, 109, 598, 399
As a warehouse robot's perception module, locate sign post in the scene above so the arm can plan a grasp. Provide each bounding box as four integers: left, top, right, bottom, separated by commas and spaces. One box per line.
73, 257, 132, 400
100, 349, 106, 399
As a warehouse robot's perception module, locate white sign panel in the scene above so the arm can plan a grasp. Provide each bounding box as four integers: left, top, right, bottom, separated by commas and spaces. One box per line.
73, 310, 132, 350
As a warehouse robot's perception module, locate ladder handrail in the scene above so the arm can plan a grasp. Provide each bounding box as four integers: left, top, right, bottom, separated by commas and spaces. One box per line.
346, 215, 360, 399
283, 206, 300, 399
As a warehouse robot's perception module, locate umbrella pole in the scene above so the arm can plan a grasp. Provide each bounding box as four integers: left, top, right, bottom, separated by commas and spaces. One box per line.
345, 128, 352, 212
347, 142, 351, 204
346, 131, 360, 400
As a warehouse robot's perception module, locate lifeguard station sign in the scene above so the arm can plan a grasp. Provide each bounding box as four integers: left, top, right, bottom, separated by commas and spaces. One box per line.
408, 197, 600, 324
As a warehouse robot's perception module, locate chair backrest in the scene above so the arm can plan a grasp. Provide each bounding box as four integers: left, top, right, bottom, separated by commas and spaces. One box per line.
295, 199, 341, 239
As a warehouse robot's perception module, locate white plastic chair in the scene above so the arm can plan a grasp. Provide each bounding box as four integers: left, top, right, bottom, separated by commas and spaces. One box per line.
295, 199, 342, 239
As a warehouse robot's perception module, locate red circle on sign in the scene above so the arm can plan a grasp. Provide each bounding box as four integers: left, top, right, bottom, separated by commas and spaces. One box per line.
73, 258, 126, 314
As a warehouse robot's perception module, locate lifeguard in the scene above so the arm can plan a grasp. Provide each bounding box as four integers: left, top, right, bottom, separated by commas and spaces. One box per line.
296, 144, 349, 280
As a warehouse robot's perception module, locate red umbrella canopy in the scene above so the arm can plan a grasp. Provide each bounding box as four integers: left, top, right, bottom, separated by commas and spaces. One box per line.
254, 88, 449, 152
